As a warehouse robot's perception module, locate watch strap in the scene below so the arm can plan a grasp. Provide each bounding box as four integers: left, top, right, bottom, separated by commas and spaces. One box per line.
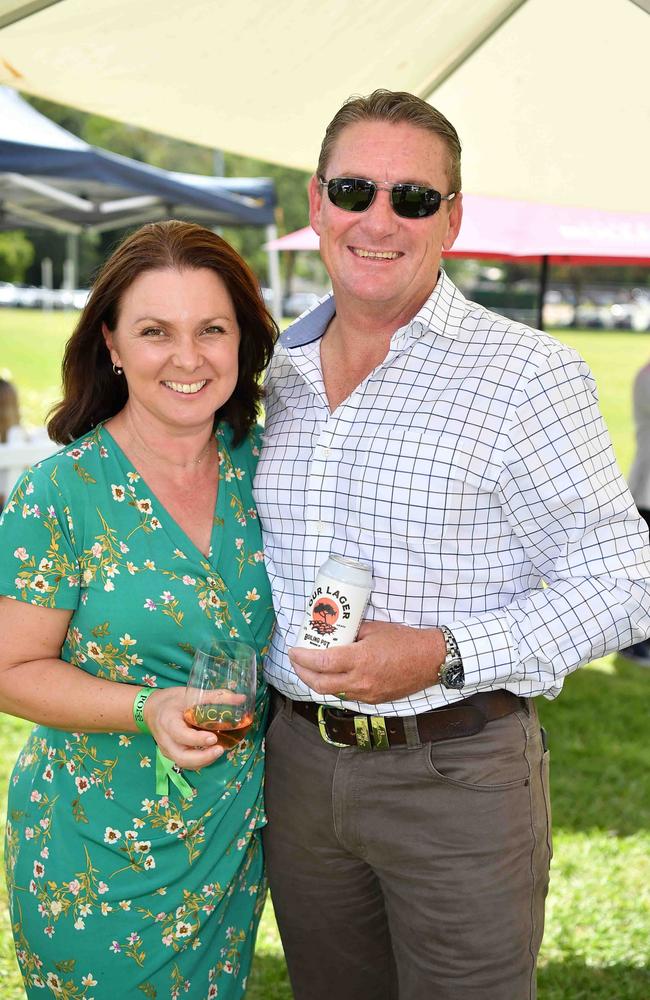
439, 626, 465, 689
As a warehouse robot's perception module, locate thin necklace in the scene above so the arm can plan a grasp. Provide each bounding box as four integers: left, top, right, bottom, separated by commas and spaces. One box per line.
127, 423, 215, 470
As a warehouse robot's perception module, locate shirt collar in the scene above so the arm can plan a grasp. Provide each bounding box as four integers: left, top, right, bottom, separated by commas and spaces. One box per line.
279, 269, 468, 351
280, 295, 336, 348
404, 270, 468, 344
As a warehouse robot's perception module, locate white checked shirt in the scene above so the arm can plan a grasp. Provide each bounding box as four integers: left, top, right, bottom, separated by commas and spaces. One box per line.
255, 270, 650, 715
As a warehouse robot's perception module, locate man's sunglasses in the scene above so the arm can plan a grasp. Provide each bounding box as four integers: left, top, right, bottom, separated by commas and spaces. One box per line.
318, 175, 456, 219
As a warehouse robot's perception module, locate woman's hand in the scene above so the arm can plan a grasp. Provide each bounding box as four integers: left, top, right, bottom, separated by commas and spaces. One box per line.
143, 686, 226, 770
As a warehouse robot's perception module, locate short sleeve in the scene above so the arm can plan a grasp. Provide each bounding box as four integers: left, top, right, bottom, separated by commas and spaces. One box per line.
0, 462, 81, 610
218, 421, 263, 479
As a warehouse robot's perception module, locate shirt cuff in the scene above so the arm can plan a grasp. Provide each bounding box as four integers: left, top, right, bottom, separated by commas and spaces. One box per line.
446, 612, 519, 690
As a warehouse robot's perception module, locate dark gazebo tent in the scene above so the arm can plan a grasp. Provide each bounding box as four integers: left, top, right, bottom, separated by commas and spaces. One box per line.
0, 87, 282, 309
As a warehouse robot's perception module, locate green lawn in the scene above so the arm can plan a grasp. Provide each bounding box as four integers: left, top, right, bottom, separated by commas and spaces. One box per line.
556, 330, 649, 475
0, 309, 74, 430
1, 309, 649, 998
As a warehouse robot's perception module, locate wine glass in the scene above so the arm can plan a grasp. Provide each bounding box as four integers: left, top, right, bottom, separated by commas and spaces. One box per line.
183, 640, 257, 749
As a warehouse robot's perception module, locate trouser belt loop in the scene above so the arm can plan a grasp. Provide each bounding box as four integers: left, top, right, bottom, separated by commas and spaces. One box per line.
402, 715, 422, 748
273, 688, 293, 720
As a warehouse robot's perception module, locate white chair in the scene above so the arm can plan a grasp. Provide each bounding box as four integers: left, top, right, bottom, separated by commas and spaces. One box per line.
0, 428, 60, 506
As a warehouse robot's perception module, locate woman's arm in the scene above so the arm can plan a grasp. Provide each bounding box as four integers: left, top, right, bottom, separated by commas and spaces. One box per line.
0, 596, 223, 769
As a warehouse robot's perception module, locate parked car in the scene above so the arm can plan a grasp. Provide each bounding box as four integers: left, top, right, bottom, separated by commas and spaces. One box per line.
13, 284, 43, 308
0, 282, 17, 306
0, 284, 91, 310
573, 303, 612, 329
57, 287, 90, 310
282, 291, 320, 318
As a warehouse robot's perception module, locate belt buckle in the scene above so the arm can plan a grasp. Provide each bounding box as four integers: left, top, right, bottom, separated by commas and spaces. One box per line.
317, 705, 348, 748
317, 706, 389, 750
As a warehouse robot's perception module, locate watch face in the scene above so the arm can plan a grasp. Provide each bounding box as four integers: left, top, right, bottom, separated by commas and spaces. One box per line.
441, 661, 465, 689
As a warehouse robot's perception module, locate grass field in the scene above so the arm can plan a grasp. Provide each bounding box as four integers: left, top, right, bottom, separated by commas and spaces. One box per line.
1, 308, 649, 998
0, 309, 74, 432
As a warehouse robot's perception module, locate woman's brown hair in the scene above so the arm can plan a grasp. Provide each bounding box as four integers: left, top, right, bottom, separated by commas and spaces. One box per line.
48, 220, 278, 445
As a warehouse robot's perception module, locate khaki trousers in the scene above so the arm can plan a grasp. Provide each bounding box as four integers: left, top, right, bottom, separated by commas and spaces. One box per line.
263, 690, 552, 1000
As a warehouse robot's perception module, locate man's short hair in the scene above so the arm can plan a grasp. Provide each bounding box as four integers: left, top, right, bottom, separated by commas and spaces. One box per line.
317, 89, 462, 194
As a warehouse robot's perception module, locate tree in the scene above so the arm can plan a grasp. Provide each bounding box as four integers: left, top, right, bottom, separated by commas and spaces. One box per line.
0, 231, 35, 282
311, 600, 338, 634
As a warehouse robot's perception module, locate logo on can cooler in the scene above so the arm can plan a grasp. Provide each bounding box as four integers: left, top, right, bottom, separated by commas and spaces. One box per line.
309, 597, 340, 635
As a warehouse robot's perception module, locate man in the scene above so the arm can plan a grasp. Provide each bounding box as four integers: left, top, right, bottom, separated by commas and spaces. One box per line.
254, 90, 650, 1000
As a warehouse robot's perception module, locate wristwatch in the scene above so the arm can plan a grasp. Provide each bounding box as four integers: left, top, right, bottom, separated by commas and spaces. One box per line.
438, 626, 465, 689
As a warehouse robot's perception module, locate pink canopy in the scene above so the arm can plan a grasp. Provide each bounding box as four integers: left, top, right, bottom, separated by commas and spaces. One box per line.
264, 194, 650, 265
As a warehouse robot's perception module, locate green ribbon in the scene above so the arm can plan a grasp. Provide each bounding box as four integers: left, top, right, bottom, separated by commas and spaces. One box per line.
155, 748, 194, 800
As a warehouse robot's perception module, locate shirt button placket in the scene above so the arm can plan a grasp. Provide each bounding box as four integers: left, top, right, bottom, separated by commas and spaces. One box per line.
306, 425, 336, 557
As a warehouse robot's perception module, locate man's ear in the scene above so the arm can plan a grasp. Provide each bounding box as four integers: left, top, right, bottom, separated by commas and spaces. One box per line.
442, 192, 463, 252
308, 174, 323, 237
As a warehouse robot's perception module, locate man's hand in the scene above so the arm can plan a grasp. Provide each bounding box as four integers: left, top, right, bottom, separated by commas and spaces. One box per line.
288, 621, 446, 704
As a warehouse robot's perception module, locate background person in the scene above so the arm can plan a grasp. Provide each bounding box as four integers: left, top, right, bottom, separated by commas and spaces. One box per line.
620, 357, 650, 664
254, 90, 650, 1000
0, 378, 22, 509
0, 221, 276, 998
0, 377, 20, 442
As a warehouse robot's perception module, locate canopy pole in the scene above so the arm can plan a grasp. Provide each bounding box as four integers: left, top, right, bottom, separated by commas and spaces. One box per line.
64, 233, 79, 290
537, 255, 549, 330
265, 224, 283, 322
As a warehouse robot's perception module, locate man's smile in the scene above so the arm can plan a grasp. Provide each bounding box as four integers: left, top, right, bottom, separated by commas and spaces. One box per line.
349, 247, 403, 260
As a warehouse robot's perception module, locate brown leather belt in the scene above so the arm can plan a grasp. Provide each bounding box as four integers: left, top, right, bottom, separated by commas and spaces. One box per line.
287, 690, 526, 750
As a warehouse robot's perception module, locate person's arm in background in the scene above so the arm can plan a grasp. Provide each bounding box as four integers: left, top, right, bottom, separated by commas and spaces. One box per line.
627, 362, 650, 511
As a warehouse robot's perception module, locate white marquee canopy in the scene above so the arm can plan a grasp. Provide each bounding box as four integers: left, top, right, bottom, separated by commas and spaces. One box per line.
0, 0, 648, 212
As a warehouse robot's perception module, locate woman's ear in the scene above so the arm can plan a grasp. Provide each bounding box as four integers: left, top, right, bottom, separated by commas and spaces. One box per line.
102, 322, 120, 367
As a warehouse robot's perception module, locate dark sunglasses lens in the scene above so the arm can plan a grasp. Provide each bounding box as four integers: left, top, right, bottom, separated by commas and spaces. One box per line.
392, 185, 441, 218
328, 178, 375, 212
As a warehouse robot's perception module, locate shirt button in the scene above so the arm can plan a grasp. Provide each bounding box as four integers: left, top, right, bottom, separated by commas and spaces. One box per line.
316, 521, 330, 535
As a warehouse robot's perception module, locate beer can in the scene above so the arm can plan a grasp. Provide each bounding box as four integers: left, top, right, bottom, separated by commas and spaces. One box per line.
295, 555, 373, 649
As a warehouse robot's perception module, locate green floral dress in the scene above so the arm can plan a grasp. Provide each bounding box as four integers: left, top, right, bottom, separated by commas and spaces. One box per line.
0, 422, 274, 999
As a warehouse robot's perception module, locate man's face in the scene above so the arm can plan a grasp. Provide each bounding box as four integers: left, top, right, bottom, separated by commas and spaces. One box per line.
309, 120, 462, 318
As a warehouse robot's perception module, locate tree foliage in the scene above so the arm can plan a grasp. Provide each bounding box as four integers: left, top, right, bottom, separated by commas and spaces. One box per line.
0, 231, 35, 282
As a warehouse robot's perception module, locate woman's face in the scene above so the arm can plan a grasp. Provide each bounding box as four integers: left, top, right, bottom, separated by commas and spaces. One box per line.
103, 267, 240, 434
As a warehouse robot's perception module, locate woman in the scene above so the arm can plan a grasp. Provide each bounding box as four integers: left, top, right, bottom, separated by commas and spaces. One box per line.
0, 221, 277, 998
